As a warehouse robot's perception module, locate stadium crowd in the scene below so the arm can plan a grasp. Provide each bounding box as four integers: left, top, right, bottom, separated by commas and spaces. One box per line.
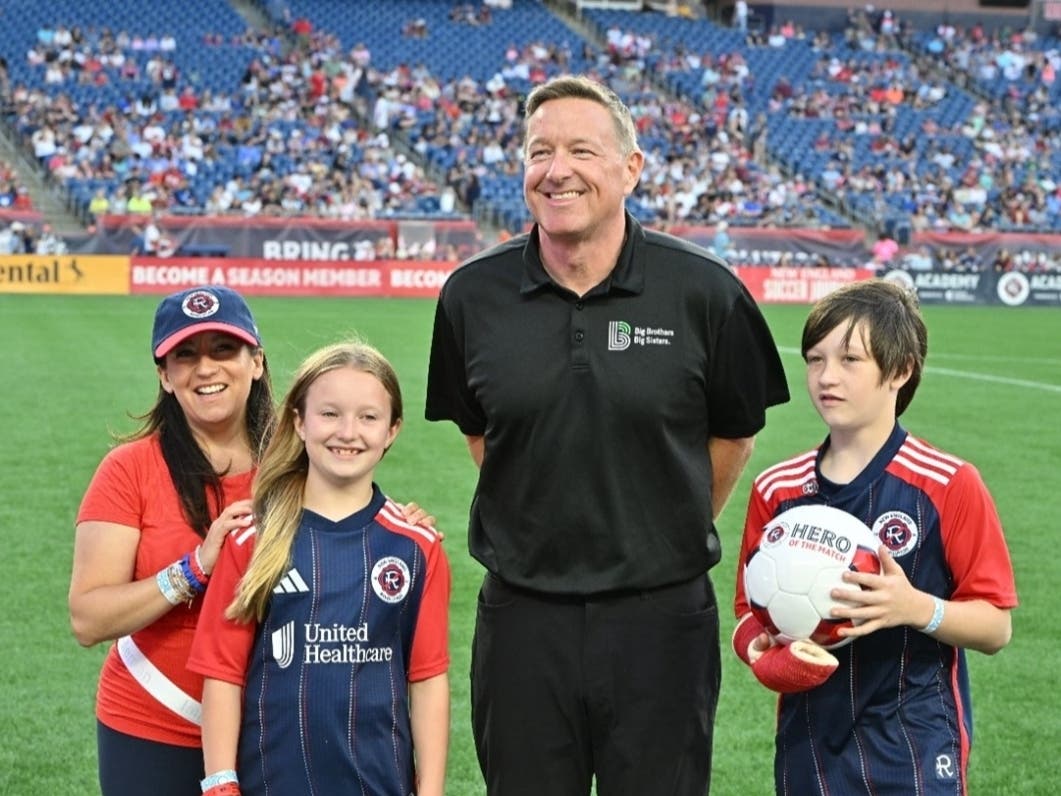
0, 159, 34, 211
1, 0, 1061, 269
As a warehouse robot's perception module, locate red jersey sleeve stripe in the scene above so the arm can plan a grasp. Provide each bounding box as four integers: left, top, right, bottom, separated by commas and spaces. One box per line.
904, 435, 965, 469
894, 438, 962, 486
892, 453, 952, 486
757, 452, 817, 502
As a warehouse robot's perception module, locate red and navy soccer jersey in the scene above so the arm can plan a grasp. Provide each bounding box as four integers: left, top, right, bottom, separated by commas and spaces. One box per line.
734, 424, 1017, 795
189, 485, 450, 796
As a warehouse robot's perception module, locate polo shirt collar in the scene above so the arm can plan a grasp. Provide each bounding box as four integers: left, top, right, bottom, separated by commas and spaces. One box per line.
520, 212, 646, 297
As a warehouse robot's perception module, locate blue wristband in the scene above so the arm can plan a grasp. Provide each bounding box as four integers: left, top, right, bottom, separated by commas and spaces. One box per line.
180, 554, 205, 593
920, 596, 945, 634
201, 770, 239, 791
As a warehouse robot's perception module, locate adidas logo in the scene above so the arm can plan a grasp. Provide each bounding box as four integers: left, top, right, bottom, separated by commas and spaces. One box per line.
273, 567, 309, 594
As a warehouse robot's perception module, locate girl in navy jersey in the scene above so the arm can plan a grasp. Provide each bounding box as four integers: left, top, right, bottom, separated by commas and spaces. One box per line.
189, 340, 450, 796
732, 279, 1017, 795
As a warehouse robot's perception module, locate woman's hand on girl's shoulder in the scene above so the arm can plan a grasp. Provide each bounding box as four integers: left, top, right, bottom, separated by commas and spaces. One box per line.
201, 498, 255, 573
399, 502, 444, 541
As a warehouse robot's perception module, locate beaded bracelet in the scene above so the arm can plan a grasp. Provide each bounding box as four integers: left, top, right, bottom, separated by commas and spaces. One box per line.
191, 545, 210, 585
920, 595, 945, 634
156, 550, 210, 607
156, 567, 183, 606
166, 561, 197, 605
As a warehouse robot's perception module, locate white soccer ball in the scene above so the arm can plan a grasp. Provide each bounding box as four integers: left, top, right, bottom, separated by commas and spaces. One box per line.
744, 504, 882, 650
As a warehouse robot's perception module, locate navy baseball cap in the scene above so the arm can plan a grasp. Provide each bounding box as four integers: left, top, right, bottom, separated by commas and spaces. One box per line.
152, 286, 262, 358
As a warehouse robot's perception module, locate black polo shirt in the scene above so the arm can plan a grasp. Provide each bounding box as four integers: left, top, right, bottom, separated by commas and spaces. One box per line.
426, 215, 789, 594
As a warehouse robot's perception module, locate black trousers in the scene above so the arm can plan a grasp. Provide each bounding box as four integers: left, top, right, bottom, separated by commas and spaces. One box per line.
471, 573, 721, 796
98, 720, 203, 796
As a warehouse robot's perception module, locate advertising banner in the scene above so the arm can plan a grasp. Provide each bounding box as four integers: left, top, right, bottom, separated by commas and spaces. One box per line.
129, 257, 459, 298
883, 268, 1061, 307
880, 268, 990, 305
734, 266, 876, 303
0, 255, 129, 294
993, 271, 1061, 307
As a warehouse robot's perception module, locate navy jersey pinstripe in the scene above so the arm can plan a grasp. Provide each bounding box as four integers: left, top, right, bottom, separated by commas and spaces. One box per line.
735, 424, 1017, 796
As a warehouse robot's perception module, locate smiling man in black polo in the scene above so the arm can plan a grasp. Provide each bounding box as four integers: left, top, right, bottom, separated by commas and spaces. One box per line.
426, 75, 789, 796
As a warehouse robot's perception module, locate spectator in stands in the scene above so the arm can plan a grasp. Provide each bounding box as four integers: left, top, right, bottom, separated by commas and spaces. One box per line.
870, 232, 900, 271
32, 124, 58, 164
733, 0, 749, 33
25, 3, 1057, 238
0, 221, 26, 253
35, 222, 67, 254
439, 184, 457, 214
107, 184, 129, 215
712, 219, 733, 259
127, 184, 152, 214
903, 244, 936, 271
426, 74, 788, 796
457, 171, 481, 207
947, 202, 977, 232
291, 15, 312, 49
402, 17, 429, 38
767, 25, 787, 47
136, 212, 169, 256
88, 188, 110, 218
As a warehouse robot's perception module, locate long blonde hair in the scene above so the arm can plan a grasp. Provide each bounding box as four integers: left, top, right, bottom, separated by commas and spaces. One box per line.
227, 340, 404, 622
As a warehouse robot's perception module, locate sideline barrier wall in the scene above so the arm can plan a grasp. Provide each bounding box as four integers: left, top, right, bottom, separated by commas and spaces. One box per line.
4, 254, 1058, 306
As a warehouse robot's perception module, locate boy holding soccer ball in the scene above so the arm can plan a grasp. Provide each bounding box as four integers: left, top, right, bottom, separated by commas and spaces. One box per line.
732, 278, 1017, 794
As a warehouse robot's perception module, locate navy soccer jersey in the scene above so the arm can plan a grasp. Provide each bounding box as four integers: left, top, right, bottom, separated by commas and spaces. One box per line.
189, 485, 450, 796
734, 424, 1017, 796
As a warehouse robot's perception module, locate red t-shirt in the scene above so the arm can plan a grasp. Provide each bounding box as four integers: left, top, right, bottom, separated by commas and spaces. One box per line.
77, 435, 254, 747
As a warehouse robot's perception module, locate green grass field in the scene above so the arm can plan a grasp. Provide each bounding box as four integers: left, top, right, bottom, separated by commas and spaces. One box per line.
1, 294, 1058, 795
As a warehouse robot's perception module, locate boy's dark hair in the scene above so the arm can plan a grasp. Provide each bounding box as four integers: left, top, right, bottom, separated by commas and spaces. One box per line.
801, 279, 927, 416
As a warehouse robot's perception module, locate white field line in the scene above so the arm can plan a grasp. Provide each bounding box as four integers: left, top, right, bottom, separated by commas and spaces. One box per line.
927, 353, 1061, 366
921, 367, 1061, 394
778, 348, 1061, 395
